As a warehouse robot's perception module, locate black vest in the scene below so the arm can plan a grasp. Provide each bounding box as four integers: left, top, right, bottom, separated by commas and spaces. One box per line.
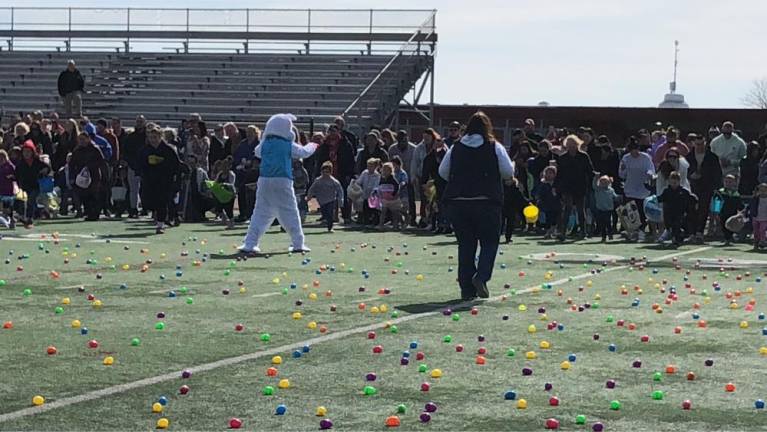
443, 139, 503, 204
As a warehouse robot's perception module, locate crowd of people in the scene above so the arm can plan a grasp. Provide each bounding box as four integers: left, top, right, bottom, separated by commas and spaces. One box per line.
1, 102, 767, 248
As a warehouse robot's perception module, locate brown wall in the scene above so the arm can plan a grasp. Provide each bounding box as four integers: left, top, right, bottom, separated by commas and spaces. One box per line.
397, 105, 767, 146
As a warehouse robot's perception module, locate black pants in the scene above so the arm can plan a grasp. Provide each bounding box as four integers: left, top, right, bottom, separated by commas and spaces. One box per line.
79, 189, 103, 220
320, 200, 336, 230
361, 199, 379, 225
628, 197, 647, 230
407, 183, 416, 225
595, 209, 613, 239
502, 206, 516, 241
339, 176, 352, 220
216, 199, 235, 219
558, 193, 586, 234
446, 200, 501, 299
664, 209, 685, 243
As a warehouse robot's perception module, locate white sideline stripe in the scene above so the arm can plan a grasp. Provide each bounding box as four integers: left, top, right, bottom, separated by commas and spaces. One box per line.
0, 246, 710, 424
252, 292, 281, 298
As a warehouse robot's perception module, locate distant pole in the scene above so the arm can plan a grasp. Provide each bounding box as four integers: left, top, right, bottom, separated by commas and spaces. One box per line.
670, 40, 679, 94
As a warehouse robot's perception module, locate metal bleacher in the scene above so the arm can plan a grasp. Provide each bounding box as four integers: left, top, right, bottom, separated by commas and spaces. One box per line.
0, 8, 437, 131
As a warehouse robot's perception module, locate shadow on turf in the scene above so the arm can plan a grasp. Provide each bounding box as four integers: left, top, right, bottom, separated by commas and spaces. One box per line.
396, 298, 479, 314
208, 251, 292, 260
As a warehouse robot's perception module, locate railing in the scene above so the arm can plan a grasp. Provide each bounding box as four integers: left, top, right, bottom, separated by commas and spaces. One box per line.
342, 10, 436, 132
0, 8, 436, 54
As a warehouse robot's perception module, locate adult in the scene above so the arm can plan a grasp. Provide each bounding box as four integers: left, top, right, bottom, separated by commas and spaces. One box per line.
96, 118, 120, 165
52, 119, 79, 171
26, 122, 53, 156
69, 132, 107, 221
83, 122, 113, 163
739, 141, 762, 195
138, 127, 181, 234
528, 139, 558, 183
656, 148, 690, 195
355, 132, 389, 174
523, 118, 544, 144
444, 121, 462, 148
653, 127, 689, 167
687, 134, 722, 243
590, 135, 622, 193
313, 123, 356, 223
57, 60, 85, 118
334, 116, 359, 156
413, 128, 439, 227
554, 135, 594, 240
186, 121, 210, 173
14, 140, 50, 226
239, 114, 317, 254
209, 124, 228, 171
224, 122, 245, 158
619, 137, 655, 241
710, 121, 747, 180
122, 115, 147, 218
111, 118, 127, 143
421, 137, 449, 233
388, 130, 417, 225
439, 111, 513, 300
233, 125, 260, 222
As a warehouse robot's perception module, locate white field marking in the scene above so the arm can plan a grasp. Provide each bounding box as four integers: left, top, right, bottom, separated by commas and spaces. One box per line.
252, 292, 282, 298
512, 247, 710, 296
87, 239, 150, 245
0, 236, 147, 245
0, 246, 709, 423
525, 252, 625, 262
350, 296, 382, 304
18, 233, 96, 239
675, 311, 693, 320
0, 237, 71, 242
54, 285, 85, 290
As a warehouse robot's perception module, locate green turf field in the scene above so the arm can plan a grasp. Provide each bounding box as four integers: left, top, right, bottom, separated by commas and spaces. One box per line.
1, 218, 767, 431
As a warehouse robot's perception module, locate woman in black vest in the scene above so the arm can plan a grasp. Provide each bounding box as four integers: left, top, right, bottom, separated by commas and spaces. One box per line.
439, 112, 514, 300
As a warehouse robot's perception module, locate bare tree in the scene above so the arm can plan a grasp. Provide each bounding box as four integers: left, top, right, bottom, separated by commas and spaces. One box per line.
742, 78, 767, 109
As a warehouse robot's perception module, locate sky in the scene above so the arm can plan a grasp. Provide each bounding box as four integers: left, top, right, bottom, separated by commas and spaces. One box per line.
3, 0, 767, 108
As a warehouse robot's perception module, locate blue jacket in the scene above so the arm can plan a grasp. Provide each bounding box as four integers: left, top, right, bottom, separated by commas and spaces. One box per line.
255, 135, 317, 180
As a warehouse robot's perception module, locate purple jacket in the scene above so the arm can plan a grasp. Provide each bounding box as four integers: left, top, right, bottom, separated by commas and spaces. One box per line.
0, 161, 16, 196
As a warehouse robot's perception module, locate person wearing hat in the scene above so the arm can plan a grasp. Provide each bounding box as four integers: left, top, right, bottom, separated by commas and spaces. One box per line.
238, 114, 318, 254
439, 111, 514, 301
444, 121, 462, 148
57, 60, 84, 118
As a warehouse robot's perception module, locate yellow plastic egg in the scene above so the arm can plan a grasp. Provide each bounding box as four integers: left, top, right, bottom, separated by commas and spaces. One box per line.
525, 351, 537, 360
272, 356, 282, 365
292, 312, 302, 320
71, 319, 81, 328
309, 292, 318, 301
278, 378, 290, 389
152, 402, 163, 413
156, 418, 169, 429
103, 356, 114, 366
430, 368, 443, 378
307, 321, 317, 330
540, 341, 550, 349
527, 324, 536, 333
560, 360, 571, 370
32, 395, 45, 406
62, 297, 71, 305
316, 406, 327, 416
517, 399, 527, 409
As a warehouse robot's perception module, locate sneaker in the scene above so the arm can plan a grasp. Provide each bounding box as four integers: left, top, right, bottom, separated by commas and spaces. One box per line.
290, 245, 311, 253
637, 231, 646, 242
327, 229, 335, 233
155, 226, 165, 234
0, 215, 9, 228
471, 274, 490, 299
237, 245, 261, 255
543, 232, 552, 240
608, 234, 614, 241
657, 229, 671, 243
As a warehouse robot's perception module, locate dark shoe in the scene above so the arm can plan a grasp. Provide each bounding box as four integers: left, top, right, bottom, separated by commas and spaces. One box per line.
471, 274, 490, 299
461, 295, 478, 302
155, 227, 165, 234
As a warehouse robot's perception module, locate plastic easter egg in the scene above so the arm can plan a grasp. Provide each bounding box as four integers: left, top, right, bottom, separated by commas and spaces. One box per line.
32, 395, 45, 406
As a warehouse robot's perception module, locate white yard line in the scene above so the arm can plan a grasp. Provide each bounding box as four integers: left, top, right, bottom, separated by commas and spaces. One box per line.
0, 246, 710, 424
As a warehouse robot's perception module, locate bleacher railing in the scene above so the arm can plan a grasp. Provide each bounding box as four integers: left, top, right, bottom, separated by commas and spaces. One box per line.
342, 11, 436, 132
0, 8, 436, 54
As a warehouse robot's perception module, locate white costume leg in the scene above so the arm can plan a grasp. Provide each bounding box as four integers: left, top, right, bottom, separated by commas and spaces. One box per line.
240, 178, 277, 252
270, 178, 307, 251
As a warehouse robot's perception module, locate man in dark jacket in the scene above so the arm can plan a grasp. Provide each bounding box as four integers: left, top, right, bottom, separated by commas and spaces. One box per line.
122, 115, 147, 218
58, 60, 85, 118
555, 135, 594, 240
315, 124, 356, 223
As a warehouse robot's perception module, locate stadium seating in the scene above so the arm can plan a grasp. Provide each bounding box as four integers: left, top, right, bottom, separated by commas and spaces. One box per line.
0, 51, 430, 128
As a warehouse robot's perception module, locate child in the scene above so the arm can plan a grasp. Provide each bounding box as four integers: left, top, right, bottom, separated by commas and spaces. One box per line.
536, 166, 560, 239
212, 158, 237, 229
391, 156, 409, 227
292, 159, 310, 224
377, 162, 402, 230
0, 150, 16, 229
714, 174, 744, 245
657, 171, 692, 247
749, 183, 767, 250
356, 158, 381, 225
307, 161, 345, 232
593, 175, 619, 242
502, 177, 529, 243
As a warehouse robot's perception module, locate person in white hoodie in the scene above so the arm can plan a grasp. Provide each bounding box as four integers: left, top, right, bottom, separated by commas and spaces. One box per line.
238, 114, 317, 254
439, 112, 514, 301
